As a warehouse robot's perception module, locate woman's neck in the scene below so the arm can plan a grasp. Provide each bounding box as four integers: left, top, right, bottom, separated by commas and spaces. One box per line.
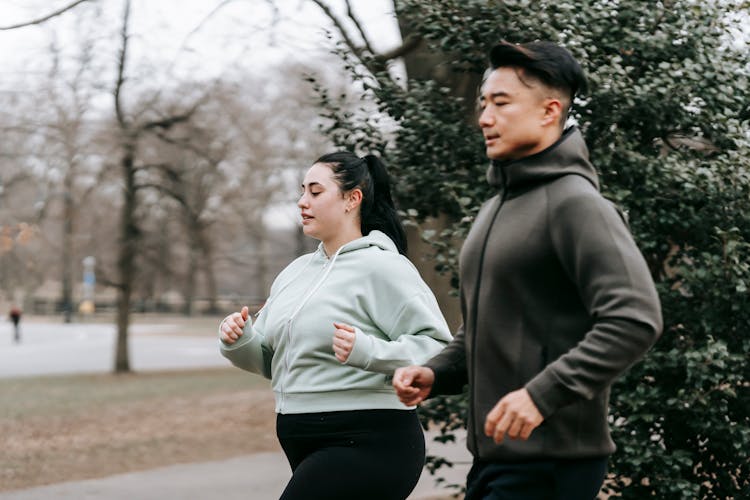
322, 228, 363, 257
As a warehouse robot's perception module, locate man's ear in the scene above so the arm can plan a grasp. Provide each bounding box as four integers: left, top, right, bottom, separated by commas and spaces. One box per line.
541, 98, 563, 127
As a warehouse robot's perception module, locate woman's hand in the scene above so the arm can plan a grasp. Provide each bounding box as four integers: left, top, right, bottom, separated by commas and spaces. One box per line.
220, 306, 249, 344
332, 322, 356, 363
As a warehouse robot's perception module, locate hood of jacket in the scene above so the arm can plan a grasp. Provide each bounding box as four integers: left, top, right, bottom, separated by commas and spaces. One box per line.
486, 126, 600, 195
316, 229, 399, 259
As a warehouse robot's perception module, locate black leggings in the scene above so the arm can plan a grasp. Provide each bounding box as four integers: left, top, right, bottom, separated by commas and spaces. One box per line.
276, 409, 425, 500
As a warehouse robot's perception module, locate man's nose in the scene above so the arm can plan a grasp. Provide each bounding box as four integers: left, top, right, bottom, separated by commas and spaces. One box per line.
478, 107, 493, 127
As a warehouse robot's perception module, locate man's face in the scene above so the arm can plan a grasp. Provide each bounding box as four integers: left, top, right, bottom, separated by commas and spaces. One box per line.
478, 67, 551, 161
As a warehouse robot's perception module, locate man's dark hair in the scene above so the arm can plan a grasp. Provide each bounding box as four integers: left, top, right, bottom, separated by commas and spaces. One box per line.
489, 40, 588, 119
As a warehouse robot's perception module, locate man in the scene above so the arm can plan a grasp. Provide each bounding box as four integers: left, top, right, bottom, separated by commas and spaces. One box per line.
393, 41, 662, 499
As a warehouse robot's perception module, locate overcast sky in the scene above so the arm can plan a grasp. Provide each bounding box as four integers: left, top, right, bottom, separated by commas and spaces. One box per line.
0, 0, 401, 88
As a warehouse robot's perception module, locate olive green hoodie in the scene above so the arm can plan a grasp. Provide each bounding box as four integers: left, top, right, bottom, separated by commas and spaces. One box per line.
425, 127, 662, 461
221, 230, 452, 414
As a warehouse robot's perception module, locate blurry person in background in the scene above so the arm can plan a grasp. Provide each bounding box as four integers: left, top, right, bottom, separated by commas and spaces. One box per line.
9, 305, 22, 343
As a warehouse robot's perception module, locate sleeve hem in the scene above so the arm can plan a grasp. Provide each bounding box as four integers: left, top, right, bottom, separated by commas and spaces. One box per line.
345, 327, 373, 369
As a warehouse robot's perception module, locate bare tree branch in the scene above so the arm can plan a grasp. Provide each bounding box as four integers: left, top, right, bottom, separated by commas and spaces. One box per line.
141, 0, 267, 112
309, 0, 365, 59
138, 90, 206, 135
141, 110, 196, 131
661, 133, 718, 154
150, 129, 228, 164
134, 182, 200, 221
310, 0, 421, 85
136, 162, 181, 181
94, 263, 124, 289
344, 0, 376, 56
114, 0, 131, 129
375, 33, 423, 63
0, 0, 93, 30
182, 0, 241, 42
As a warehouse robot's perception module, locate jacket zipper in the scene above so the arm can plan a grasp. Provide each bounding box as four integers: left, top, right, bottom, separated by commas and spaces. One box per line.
279, 250, 338, 412
469, 181, 507, 456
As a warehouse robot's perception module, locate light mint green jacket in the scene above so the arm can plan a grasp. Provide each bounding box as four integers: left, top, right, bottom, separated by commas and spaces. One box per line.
220, 230, 452, 414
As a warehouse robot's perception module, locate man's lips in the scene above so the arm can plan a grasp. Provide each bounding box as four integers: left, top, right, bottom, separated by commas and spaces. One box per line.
485, 135, 499, 145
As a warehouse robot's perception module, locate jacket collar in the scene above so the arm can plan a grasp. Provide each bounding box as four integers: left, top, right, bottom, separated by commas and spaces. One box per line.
486, 126, 599, 194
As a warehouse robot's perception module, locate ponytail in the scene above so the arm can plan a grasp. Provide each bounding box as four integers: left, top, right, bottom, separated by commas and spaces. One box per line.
362, 155, 408, 255
315, 151, 408, 255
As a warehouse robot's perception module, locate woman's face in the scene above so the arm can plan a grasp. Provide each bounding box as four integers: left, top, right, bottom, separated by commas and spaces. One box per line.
297, 163, 351, 243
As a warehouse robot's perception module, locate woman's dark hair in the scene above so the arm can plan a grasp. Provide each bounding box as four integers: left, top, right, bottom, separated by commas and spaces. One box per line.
315, 151, 407, 255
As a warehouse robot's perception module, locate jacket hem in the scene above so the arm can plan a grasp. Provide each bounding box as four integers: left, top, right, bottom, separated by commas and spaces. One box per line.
274, 389, 414, 414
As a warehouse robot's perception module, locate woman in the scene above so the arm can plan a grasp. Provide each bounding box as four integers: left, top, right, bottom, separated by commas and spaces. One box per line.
219, 152, 452, 500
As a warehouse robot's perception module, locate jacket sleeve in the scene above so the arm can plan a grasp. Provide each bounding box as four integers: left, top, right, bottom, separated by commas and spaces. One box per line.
345, 290, 453, 375
217, 254, 317, 380
219, 314, 273, 379
525, 192, 663, 418
424, 322, 469, 396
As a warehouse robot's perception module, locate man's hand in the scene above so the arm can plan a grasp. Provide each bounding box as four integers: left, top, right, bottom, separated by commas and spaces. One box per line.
332, 322, 356, 362
393, 366, 435, 406
484, 388, 544, 443
219, 306, 249, 344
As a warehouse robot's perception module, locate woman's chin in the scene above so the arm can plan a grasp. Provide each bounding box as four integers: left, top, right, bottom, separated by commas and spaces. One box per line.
301, 225, 317, 238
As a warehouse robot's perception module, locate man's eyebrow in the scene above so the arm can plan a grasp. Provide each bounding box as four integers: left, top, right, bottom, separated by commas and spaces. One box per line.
478, 91, 511, 102
489, 91, 511, 99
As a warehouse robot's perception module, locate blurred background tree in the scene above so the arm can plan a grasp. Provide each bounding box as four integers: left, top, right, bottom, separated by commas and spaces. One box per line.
0, 0, 335, 372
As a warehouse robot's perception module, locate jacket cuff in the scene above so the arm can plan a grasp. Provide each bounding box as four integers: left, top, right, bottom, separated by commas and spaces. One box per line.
525, 370, 579, 419
345, 327, 373, 369
424, 360, 465, 396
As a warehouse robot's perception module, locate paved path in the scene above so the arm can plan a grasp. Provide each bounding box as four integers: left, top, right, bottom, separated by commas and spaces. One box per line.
0, 320, 230, 377
0, 319, 472, 499
0, 441, 470, 500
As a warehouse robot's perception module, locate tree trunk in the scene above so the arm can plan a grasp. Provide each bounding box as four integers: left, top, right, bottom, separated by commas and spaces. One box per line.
199, 233, 219, 314
61, 181, 74, 323
396, 14, 481, 114
114, 139, 137, 373
395, 10, 476, 330
256, 232, 269, 299
182, 228, 198, 316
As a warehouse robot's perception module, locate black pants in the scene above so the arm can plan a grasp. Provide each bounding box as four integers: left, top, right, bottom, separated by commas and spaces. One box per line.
464, 456, 608, 500
276, 409, 425, 500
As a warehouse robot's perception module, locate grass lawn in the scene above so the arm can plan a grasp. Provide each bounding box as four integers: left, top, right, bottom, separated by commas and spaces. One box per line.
0, 368, 278, 492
